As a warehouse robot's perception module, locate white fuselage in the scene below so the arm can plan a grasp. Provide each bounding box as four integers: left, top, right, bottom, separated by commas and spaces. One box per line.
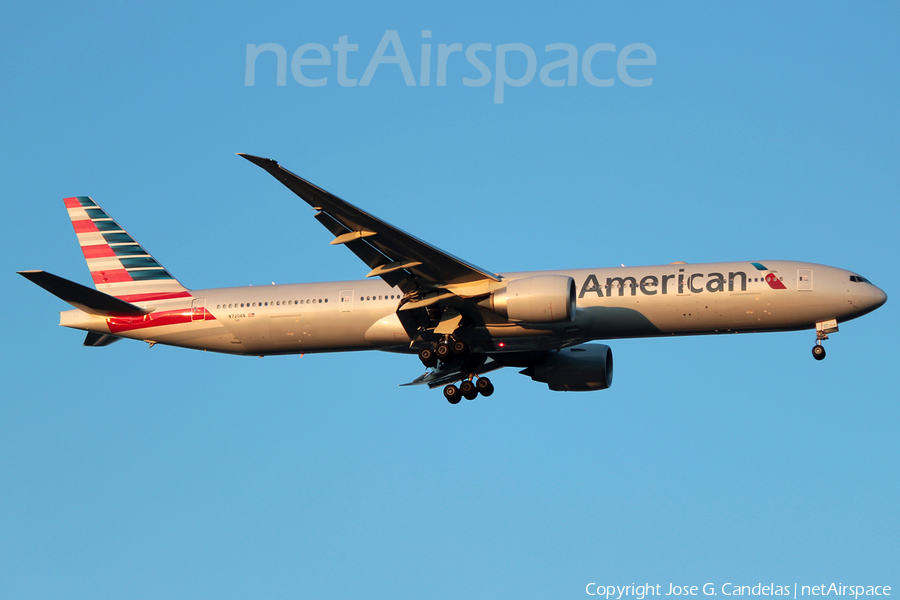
58, 260, 886, 356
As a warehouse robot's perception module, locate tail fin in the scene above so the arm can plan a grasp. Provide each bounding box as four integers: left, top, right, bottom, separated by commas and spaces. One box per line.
64, 196, 191, 303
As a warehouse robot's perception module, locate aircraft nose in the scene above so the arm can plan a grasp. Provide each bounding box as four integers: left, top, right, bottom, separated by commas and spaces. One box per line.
872, 285, 888, 310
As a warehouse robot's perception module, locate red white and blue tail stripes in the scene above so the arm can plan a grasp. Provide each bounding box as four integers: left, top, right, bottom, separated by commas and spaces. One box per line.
64, 196, 191, 302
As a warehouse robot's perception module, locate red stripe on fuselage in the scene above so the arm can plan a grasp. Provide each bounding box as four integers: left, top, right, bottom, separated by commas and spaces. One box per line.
91, 269, 133, 284
72, 219, 99, 233
82, 244, 117, 258
114, 291, 193, 303
106, 308, 216, 333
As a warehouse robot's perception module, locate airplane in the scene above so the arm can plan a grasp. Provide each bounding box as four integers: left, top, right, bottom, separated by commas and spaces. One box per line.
19, 154, 888, 403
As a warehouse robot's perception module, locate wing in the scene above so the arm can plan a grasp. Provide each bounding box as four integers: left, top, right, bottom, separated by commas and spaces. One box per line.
238, 154, 499, 293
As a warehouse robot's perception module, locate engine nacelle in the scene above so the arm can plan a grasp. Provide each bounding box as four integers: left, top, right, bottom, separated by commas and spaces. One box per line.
490, 275, 576, 324
522, 344, 614, 391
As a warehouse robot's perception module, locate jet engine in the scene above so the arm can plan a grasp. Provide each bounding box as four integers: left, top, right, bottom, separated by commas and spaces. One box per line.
490, 274, 576, 324
521, 344, 614, 391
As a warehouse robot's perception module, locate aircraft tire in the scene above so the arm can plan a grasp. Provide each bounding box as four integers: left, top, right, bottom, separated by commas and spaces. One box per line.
460, 380, 477, 400
451, 340, 468, 355
812, 345, 826, 360
419, 347, 437, 367
444, 384, 461, 404
476, 377, 494, 397
435, 343, 452, 360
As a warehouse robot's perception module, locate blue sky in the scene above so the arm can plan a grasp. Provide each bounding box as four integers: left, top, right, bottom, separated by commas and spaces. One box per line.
2, 2, 898, 599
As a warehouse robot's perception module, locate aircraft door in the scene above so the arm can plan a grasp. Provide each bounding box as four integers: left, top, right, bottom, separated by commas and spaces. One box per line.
798, 269, 813, 291
191, 298, 206, 321
339, 289, 354, 312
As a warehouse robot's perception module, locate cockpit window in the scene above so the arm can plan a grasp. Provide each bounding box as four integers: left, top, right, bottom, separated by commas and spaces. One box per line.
850, 275, 872, 284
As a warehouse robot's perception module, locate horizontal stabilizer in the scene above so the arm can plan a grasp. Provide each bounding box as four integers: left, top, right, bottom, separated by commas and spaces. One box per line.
18, 270, 151, 316
84, 332, 123, 346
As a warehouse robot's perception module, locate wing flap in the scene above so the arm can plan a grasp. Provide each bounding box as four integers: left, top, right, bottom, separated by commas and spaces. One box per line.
313, 210, 413, 290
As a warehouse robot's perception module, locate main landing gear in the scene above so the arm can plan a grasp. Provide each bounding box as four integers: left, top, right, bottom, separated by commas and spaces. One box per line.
418, 337, 468, 367
443, 377, 494, 404
418, 336, 493, 403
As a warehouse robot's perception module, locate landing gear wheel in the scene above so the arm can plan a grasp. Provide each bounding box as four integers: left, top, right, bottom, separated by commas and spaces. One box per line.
435, 343, 452, 360
443, 384, 461, 404
812, 345, 826, 361
460, 380, 478, 400
418, 347, 437, 368
476, 377, 494, 397
451, 340, 469, 355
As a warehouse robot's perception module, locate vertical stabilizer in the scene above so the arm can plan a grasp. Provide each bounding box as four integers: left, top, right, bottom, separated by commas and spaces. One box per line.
64, 196, 191, 302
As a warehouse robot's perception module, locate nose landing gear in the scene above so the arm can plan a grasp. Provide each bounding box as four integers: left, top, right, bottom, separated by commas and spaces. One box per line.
812, 343, 826, 360
812, 319, 838, 361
